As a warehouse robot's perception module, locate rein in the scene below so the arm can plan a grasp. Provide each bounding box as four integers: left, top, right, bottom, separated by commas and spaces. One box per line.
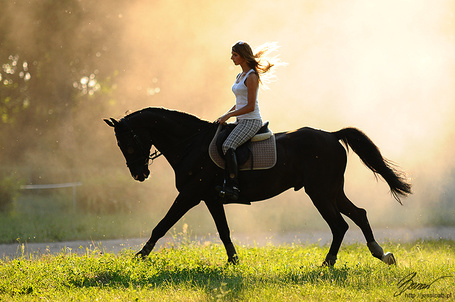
149, 150, 163, 161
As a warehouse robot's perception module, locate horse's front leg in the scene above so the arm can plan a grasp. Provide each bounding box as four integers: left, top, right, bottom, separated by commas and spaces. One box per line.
205, 199, 238, 264
136, 193, 200, 258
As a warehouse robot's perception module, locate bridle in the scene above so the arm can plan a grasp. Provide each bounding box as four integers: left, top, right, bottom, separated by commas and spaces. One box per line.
117, 117, 216, 169
118, 118, 162, 168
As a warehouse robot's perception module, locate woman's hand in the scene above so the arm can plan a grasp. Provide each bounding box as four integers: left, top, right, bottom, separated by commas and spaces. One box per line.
217, 113, 231, 124
216, 105, 236, 123
219, 73, 258, 124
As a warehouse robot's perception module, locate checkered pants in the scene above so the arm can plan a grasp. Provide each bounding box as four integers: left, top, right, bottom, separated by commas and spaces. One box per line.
222, 119, 263, 154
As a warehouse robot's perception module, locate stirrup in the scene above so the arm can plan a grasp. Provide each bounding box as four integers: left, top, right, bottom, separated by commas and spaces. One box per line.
216, 185, 239, 201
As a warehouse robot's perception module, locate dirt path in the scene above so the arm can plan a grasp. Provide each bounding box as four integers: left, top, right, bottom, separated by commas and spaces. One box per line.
1, 226, 454, 260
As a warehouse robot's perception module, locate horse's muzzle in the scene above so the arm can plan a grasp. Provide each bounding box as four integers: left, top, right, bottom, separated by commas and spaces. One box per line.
133, 169, 150, 182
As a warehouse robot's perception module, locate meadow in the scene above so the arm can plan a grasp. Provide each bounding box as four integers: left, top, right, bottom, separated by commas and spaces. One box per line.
0, 239, 454, 301
1, 192, 454, 301
2, 190, 453, 245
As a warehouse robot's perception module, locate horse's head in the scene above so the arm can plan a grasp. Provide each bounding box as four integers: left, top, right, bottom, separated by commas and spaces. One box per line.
104, 117, 151, 182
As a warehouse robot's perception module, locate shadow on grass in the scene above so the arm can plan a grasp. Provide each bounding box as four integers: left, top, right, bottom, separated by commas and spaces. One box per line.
68, 260, 351, 299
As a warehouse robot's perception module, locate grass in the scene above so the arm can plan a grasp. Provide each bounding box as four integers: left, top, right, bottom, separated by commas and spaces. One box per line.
0, 192, 329, 245
0, 193, 192, 244
0, 210, 154, 244
0, 240, 454, 301
1, 192, 454, 300
3, 192, 454, 245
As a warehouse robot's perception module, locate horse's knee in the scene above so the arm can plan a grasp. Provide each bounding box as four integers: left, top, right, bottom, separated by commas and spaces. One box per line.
341, 220, 349, 233
357, 208, 367, 220
334, 220, 349, 236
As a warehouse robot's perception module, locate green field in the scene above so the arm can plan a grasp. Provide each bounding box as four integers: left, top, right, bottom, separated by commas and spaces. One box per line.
2, 191, 453, 246
1, 193, 454, 301
0, 239, 453, 301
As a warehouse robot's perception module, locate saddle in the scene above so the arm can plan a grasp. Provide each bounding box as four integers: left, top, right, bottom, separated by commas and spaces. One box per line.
209, 122, 277, 171
216, 122, 271, 164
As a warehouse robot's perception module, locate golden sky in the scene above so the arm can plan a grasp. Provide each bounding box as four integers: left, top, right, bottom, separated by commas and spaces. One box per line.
114, 1, 455, 208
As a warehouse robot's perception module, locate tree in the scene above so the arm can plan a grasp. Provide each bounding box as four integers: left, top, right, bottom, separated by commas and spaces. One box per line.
0, 0, 126, 172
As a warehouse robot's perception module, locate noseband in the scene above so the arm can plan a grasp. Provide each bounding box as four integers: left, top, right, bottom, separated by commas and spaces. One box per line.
118, 119, 162, 168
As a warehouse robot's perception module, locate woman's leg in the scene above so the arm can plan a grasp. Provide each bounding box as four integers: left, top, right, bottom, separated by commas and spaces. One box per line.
222, 119, 262, 154
218, 119, 262, 200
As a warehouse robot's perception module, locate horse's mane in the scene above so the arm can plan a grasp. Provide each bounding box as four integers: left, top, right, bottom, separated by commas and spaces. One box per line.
125, 107, 212, 126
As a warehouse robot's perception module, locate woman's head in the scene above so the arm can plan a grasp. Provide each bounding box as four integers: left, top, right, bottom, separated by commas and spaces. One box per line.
231, 41, 284, 85
232, 41, 256, 69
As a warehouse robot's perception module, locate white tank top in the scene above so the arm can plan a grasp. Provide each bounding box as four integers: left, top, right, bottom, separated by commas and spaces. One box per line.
232, 69, 262, 120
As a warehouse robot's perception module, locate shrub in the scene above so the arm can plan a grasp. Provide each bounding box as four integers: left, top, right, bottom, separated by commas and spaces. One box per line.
0, 174, 22, 212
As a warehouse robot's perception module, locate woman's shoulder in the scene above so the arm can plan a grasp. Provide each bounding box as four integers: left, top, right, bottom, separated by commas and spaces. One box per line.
246, 69, 257, 76
245, 71, 259, 88
246, 70, 259, 81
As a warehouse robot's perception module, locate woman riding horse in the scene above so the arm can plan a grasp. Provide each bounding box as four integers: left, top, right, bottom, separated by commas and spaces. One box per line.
216, 41, 283, 201
105, 107, 411, 266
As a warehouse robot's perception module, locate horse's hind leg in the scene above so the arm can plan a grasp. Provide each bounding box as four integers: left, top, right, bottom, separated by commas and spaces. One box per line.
337, 191, 396, 265
308, 191, 349, 266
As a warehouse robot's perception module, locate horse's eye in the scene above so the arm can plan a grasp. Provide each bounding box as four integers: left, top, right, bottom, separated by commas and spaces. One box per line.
127, 147, 135, 154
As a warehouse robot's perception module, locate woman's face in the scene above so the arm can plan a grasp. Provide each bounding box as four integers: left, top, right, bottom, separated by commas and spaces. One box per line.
231, 51, 245, 66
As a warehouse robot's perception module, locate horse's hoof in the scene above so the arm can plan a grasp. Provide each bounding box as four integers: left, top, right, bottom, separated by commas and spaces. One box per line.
382, 252, 396, 265
228, 254, 239, 265
134, 250, 148, 260
322, 259, 336, 267
322, 254, 337, 267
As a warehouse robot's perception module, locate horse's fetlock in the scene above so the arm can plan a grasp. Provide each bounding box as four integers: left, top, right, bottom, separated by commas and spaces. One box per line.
367, 241, 384, 259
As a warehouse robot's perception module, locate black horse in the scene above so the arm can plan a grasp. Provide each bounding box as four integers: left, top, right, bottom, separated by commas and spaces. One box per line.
104, 107, 411, 266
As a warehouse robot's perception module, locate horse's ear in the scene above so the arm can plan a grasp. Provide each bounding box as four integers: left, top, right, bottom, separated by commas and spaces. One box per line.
104, 118, 119, 127
104, 119, 114, 127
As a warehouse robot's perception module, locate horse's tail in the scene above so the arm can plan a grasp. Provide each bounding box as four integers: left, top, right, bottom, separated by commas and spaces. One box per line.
333, 127, 411, 204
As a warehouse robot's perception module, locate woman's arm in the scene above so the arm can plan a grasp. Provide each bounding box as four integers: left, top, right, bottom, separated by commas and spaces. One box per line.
218, 73, 259, 123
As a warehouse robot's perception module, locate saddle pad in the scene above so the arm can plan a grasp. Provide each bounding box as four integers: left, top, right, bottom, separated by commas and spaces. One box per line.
209, 125, 277, 171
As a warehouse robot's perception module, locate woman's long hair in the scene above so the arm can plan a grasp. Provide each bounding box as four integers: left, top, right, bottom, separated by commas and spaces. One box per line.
232, 41, 285, 87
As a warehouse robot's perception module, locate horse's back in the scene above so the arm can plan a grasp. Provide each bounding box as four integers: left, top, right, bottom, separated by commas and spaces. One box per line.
276, 127, 344, 153
273, 127, 347, 191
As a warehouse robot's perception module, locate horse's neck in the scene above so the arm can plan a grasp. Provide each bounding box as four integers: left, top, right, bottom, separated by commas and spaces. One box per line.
141, 109, 214, 153
151, 111, 208, 137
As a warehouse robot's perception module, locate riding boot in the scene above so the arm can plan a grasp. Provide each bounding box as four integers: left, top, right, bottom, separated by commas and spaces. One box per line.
216, 148, 240, 201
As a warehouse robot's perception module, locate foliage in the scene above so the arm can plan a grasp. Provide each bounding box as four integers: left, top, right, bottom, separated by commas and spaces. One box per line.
0, 0, 125, 168
0, 240, 453, 301
0, 174, 22, 213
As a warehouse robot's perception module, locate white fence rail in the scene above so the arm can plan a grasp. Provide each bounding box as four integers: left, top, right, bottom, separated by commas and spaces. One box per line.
20, 182, 82, 210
